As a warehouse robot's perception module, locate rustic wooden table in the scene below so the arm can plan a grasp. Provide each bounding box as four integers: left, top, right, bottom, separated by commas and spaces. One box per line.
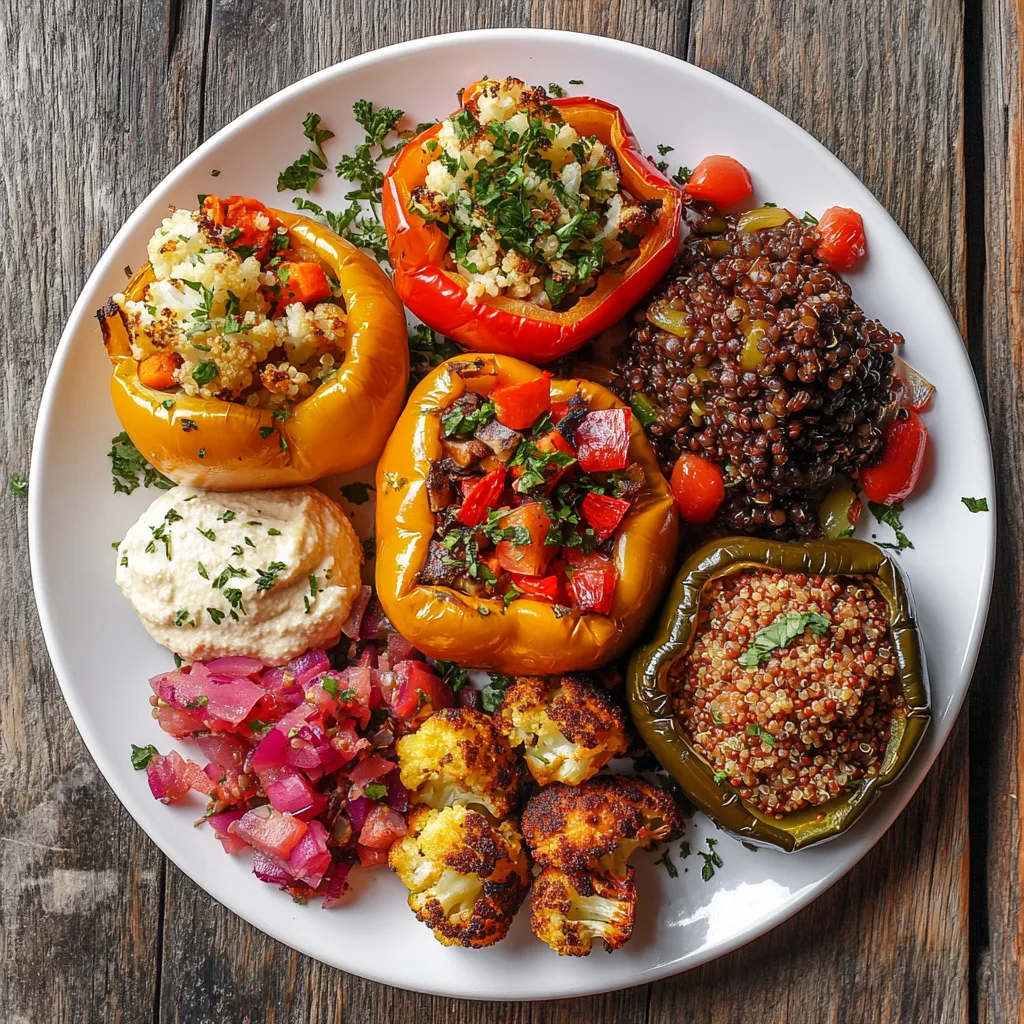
1, 1, 1018, 1021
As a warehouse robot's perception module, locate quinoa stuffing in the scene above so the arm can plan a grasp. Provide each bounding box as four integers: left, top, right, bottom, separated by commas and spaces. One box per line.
670, 568, 903, 818
407, 77, 662, 308
615, 210, 900, 538
115, 195, 346, 409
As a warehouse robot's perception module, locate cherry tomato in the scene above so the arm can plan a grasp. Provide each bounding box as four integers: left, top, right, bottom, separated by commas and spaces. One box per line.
671, 453, 726, 524
815, 206, 867, 271
684, 156, 753, 208
859, 411, 928, 505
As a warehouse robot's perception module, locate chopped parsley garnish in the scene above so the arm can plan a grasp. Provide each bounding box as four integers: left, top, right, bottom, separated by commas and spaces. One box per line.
197, 562, 209, 579
802, 211, 819, 225
441, 399, 495, 437
508, 441, 576, 493
654, 849, 679, 878
180, 419, 198, 433
259, 426, 275, 439
9, 473, 27, 495
340, 481, 375, 504
255, 561, 287, 592
196, 527, 216, 541
173, 608, 192, 627
321, 675, 339, 698
211, 565, 248, 589
433, 660, 472, 693
364, 782, 388, 801
656, 143, 675, 155
679, 841, 691, 859
698, 837, 724, 882
867, 500, 914, 552
191, 361, 219, 387
737, 611, 830, 668
741, 841, 759, 852
108, 432, 174, 495
216, 509, 236, 522
962, 496, 989, 513
277, 112, 336, 193
480, 673, 514, 713
569, 79, 584, 85
267, 527, 282, 536
222, 588, 245, 614
207, 607, 225, 624
547, 82, 566, 97
382, 472, 408, 493
409, 323, 459, 386
130, 743, 159, 770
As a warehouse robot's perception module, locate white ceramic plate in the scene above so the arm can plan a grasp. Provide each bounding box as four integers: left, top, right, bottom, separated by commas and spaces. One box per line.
30, 29, 994, 1000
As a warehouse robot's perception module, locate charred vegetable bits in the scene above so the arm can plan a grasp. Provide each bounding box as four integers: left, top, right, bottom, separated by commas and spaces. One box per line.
375, 354, 678, 675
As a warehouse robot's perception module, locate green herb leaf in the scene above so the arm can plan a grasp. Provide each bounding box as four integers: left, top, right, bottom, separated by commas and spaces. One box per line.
255, 561, 287, 592
108, 432, 175, 495
867, 500, 914, 552
480, 673, 514, 713
737, 611, 830, 668
9, 473, 27, 495
654, 849, 679, 878
434, 660, 472, 692
364, 782, 388, 801
130, 743, 159, 770
961, 496, 989, 513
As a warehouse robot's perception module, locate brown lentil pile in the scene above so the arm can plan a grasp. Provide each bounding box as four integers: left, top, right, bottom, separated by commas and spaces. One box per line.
615, 212, 900, 538
670, 569, 903, 818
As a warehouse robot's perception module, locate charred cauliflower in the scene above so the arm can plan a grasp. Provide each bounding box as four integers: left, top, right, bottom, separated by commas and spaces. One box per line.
530, 865, 637, 956
389, 804, 530, 947
497, 675, 629, 785
522, 775, 683, 876
397, 707, 523, 818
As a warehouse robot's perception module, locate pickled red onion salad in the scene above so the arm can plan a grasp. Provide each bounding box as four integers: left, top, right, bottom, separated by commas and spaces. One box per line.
134, 588, 459, 906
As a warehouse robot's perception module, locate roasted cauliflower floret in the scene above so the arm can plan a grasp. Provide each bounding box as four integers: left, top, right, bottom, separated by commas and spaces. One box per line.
521, 775, 683, 876
530, 865, 637, 956
497, 675, 629, 786
389, 804, 530, 947
396, 707, 523, 818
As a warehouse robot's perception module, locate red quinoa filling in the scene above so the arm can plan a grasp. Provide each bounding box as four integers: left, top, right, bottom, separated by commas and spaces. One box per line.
670, 568, 903, 818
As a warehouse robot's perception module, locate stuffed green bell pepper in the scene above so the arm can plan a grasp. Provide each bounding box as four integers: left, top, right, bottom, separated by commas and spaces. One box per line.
627, 537, 930, 852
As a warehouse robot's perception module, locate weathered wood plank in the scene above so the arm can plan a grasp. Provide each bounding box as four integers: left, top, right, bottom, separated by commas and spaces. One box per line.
648, 2, 970, 1021
974, 0, 1023, 1019
0, 1, 207, 1022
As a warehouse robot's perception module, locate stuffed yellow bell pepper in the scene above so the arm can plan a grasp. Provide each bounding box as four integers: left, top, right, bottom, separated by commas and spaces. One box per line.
374, 354, 679, 674
99, 195, 409, 490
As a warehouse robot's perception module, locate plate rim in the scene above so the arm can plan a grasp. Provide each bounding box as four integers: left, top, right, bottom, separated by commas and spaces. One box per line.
28, 26, 996, 1000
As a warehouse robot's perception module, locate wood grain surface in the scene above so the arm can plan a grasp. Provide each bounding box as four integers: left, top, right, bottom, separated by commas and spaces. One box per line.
0, 0, 1010, 1021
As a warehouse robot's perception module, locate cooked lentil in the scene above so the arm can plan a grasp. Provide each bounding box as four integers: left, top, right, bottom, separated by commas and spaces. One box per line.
670, 569, 903, 818
615, 212, 900, 538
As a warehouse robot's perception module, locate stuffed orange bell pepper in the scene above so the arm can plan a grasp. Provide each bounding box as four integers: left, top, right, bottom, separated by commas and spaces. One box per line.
374, 353, 679, 674
382, 78, 682, 363
99, 195, 409, 490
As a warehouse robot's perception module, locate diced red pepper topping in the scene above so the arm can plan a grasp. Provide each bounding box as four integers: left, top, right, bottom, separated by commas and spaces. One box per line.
388, 661, 454, 723
495, 502, 556, 576
509, 573, 563, 603
580, 492, 632, 541
492, 372, 551, 430
457, 466, 507, 526
575, 408, 632, 472
565, 550, 617, 615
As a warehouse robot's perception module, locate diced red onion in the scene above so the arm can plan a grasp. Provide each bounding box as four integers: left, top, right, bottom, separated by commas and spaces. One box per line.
358, 599, 390, 640
230, 807, 308, 858
896, 356, 936, 412
251, 850, 292, 886
260, 765, 319, 816
321, 861, 352, 908
208, 810, 247, 854
346, 796, 372, 831
204, 656, 265, 677
146, 750, 190, 804
386, 632, 416, 663
386, 770, 409, 813
458, 687, 481, 711
195, 733, 249, 771
202, 677, 266, 725
341, 586, 373, 639
288, 820, 331, 888
349, 754, 395, 787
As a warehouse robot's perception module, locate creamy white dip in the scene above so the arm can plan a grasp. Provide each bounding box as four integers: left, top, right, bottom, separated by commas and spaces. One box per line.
116, 486, 362, 665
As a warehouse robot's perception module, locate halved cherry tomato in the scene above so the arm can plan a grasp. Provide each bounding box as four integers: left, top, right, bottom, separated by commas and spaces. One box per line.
859, 411, 928, 505
495, 502, 556, 575
684, 156, 753, 208
138, 351, 181, 390
492, 372, 551, 430
269, 261, 332, 315
815, 206, 867, 271
457, 466, 507, 526
580, 492, 632, 541
671, 452, 726, 524
576, 409, 631, 472
565, 550, 617, 614
509, 573, 563, 603
201, 194, 280, 262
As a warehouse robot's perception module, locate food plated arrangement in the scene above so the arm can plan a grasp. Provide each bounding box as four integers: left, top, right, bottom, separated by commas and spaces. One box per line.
31, 35, 994, 997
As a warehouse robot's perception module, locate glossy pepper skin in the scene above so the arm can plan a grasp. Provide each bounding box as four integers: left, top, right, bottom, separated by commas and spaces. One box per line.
99, 208, 409, 490
382, 96, 682, 364
375, 354, 679, 675
627, 537, 930, 852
